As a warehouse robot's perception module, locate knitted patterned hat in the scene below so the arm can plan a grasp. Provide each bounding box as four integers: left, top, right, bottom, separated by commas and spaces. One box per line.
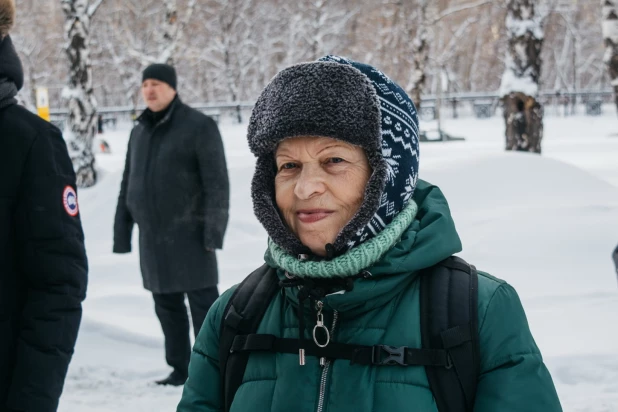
248, 55, 419, 257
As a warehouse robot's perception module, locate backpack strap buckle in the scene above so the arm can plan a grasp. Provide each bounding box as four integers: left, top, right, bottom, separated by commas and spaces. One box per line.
372, 345, 406, 366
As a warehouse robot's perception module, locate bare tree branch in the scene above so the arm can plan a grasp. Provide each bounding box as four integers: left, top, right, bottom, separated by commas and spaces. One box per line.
88, 0, 105, 18
433, 0, 492, 24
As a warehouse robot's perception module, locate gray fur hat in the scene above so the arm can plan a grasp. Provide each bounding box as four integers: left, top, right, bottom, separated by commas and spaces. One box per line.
0, 0, 15, 40
249, 55, 419, 258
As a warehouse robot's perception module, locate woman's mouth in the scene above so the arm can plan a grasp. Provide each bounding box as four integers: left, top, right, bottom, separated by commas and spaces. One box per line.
296, 209, 334, 223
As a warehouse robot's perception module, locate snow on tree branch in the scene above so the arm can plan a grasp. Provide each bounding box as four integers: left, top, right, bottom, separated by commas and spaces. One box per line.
61, 0, 100, 187
501, 0, 545, 154
88, 0, 104, 17
500, 0, 544, 97
432, 0, 493, 24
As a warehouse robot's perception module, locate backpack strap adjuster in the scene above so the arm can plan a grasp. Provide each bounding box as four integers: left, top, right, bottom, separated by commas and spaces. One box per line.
372, 345, 406, 366
445, 353, 454, 370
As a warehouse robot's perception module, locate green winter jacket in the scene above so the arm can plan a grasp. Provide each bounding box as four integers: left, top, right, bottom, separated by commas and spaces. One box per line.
177, 181, 562, 412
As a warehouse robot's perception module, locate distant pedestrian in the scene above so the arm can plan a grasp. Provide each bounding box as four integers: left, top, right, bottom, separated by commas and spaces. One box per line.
97, 113, 103, 134
113, 63, 230, 387
99, 139, 111, 154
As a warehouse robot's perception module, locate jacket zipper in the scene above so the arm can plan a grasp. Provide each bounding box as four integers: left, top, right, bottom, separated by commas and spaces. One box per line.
316, 307, 339, 412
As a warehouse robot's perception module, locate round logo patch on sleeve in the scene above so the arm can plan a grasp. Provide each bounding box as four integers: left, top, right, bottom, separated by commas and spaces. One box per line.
63, 186, 79, 217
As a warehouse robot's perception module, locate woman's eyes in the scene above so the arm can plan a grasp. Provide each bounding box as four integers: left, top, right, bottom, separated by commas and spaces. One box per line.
278, 158, 346, 171
280, 162, 297, 170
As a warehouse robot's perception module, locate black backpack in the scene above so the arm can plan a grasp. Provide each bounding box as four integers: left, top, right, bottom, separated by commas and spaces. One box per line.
219, 256, 480, 412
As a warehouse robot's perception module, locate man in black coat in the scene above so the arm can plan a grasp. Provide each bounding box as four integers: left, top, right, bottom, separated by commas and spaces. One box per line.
0, 2, 88, 410
113, 64, 230, 386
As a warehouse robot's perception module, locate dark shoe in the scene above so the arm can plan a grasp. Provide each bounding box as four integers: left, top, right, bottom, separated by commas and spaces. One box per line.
155, 370, 187, 386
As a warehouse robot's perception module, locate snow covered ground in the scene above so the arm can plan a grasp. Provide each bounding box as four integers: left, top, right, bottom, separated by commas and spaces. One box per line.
58, 107, 618, 411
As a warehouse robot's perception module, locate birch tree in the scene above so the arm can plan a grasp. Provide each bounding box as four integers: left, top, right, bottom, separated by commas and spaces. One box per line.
117, 0, 196, 66
95, 0, 195, 108
298, 0, 359, 60
409, 0, 430, 110
7, 0, 611, 110
602, 0, 618, 114
61, 0, 104, 188
387, 0, 492, 110
500, 0, 545, 153
152, 0, 196, 65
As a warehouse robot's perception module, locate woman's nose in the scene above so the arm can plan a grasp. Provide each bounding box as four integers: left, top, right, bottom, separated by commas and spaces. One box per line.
294, 165, 326, 200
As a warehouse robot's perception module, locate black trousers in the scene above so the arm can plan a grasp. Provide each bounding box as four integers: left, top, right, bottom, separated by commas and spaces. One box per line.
152, 286, 219, 377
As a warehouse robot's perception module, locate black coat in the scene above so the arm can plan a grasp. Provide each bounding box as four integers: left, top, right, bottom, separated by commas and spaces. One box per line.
0, 103, 88, 412
113, 97, 230, 294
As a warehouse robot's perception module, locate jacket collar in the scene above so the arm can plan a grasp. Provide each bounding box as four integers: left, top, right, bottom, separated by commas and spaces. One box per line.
138, 95, 180, 128
0, 35, 23, 91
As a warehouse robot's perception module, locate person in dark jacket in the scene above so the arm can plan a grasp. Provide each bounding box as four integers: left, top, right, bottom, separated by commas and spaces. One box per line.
613, 243, 618, 277
113, 63, 230, 386
0, 2, 89, 411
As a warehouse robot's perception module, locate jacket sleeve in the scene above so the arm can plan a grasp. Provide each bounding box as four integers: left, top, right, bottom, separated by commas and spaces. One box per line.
177, 286, 237, 412
474, 283, 562, 411
8, 125, 88, 412
113, 133, 134, 253
196, 117, 230, 250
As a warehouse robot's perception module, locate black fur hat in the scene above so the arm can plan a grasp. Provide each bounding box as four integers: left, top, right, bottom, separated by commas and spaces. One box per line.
248, 56, 420, 258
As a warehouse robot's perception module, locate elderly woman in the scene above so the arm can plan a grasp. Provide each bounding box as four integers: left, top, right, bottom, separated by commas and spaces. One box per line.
177, 56, 562, 412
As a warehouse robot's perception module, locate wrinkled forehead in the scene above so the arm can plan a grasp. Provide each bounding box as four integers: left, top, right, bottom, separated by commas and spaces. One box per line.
275, 135, 364, 154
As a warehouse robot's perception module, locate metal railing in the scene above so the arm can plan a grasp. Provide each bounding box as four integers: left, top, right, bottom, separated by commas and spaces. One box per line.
49, 89, 615, 123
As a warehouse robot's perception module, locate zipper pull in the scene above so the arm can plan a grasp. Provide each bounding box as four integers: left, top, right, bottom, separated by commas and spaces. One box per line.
313, 301, 330, 366
317, 307, 327, 367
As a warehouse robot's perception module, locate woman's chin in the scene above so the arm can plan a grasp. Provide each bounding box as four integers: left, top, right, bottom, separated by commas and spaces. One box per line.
298, 235, 333, 257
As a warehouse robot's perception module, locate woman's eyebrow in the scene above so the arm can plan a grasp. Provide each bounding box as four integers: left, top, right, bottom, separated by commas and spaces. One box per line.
275, 152, 295, 160
316, 144, 351, 156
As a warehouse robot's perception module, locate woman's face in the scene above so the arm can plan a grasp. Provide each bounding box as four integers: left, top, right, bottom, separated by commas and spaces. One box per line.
275, 136, 371, 256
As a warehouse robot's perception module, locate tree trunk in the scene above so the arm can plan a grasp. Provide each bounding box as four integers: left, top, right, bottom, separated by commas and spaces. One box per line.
409, 0, 429, 110
500, 0, 544, 154
602, 0, 618, 115
61, 0, 101, 188
160, 0, 178, 65
158, 0, 196, 64
503, 92, 543, 152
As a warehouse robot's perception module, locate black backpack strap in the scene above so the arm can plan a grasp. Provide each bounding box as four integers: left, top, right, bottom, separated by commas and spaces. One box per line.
228, 333, 452, 367
219, 264, 279, 412
421, 256, 480, 412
